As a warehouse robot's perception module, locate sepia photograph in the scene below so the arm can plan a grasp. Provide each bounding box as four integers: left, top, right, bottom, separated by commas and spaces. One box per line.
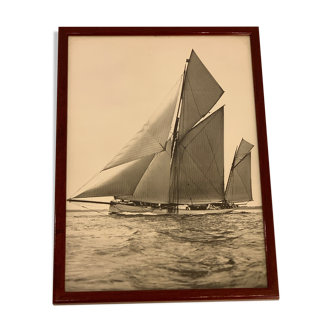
64, 34, 269, 293
52, 27, 279, 304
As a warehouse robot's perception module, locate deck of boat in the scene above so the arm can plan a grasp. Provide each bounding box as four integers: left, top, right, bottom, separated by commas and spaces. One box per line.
109, 203, 234, 215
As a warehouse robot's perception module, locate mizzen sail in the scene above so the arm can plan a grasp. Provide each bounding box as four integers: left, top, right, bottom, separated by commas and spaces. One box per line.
226, 139, 254, 203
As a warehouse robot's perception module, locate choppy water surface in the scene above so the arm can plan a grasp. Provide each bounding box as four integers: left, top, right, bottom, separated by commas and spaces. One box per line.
65, 208, 267, 291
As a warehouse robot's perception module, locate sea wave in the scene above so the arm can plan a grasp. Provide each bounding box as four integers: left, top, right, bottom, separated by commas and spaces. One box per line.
65, 209, 267, 291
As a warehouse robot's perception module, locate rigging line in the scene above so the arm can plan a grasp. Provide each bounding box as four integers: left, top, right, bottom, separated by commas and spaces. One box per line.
146, 74, 182, 142
225, 167, 232, 199
70, 169, 103, 199
71, 201, 109, 216
225, 148, 238, 197
168, 74, 184, 140
105, 75, 183, 170
151, 75, 182, 116
225, 167, 233, 198
171, 68, 186, 158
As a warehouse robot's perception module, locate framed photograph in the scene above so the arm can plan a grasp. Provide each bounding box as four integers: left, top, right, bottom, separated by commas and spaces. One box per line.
54, 27, 278, 304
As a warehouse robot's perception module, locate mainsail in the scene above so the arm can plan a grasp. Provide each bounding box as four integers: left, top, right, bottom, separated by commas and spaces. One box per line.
170, 106, 225, 204
225, 139, 254, 203
71, 50, 253, 209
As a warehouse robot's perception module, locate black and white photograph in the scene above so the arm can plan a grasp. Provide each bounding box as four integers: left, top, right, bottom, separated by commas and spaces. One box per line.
65, 35, 268, 292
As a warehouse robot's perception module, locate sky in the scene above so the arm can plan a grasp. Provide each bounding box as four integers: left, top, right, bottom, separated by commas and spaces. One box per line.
66, 35, 262, 209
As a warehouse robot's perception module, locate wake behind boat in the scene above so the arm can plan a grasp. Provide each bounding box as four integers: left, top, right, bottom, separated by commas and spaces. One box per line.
68, 50, 254, 215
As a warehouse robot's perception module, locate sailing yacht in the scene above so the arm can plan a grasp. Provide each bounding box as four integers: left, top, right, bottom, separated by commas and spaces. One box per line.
68, 50, 254, 215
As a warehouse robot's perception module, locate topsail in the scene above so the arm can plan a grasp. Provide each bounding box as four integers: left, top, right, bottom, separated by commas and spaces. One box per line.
177, 50, 224, 141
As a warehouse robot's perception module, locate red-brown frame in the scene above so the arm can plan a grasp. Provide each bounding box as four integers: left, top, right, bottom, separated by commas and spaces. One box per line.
53, 27, 278, 304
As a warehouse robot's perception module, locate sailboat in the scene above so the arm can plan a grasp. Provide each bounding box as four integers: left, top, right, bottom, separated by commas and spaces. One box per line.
68, 50, 254, 215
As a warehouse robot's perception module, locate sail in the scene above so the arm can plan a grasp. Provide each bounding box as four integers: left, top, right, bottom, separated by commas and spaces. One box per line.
178, 50, 224, 141
226, 139, 254, 203
233, 139, 254, 167
103, 79, 181, 171
74, 154, 155, 198
170, 107, 224, 204
118, 140, 171, 204
72, 51, 226, 205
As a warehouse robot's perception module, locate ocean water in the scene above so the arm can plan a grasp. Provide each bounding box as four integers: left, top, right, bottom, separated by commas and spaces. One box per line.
65, 208, 267, 291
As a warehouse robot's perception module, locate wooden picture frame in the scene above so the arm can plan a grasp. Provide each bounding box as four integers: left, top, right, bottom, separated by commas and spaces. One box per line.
53, 27, 278, 304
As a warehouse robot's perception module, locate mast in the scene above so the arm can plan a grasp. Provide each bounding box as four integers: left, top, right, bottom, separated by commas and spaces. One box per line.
72, 75, 182, 203
225, 146, 238, 199
171, 61, 188, 159
169, 58, 189, 212
70, 50, 224, 208
169, 50, 225, 208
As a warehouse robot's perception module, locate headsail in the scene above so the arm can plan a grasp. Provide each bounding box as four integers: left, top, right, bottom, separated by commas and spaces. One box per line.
118, 140, 172, 204
74, 141, 172, 203
103, 79, 181, 170
170, 106, 225, 204
178, 50, 224, 141
74, 154, 154, 198
226, 139, 254, 203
